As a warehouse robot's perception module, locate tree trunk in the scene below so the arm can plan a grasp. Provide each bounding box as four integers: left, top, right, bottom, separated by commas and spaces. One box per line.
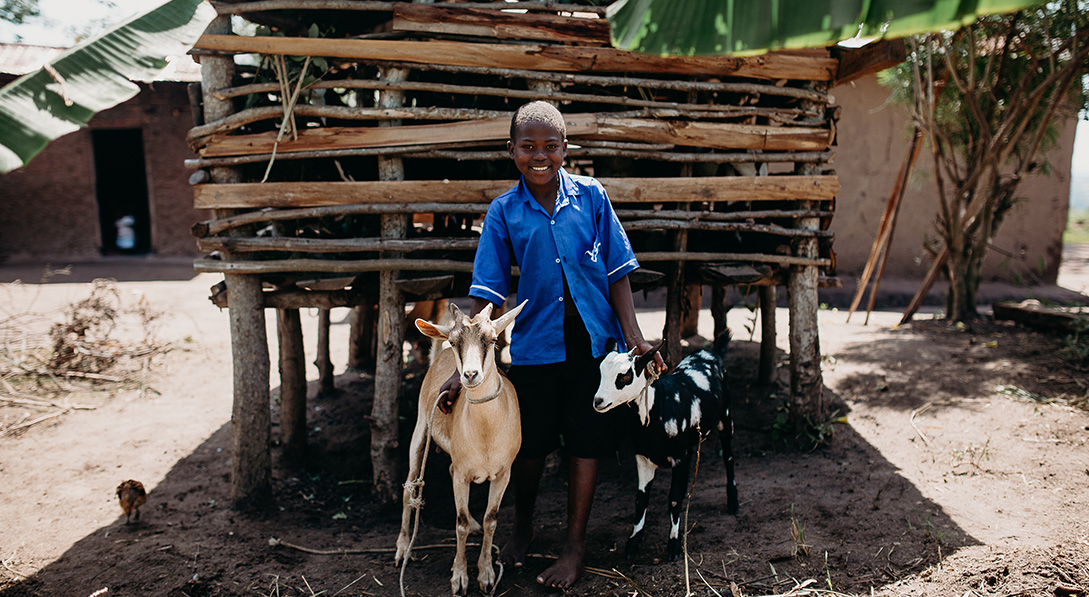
786, 83, 827, 429
316, 308, 336, 396
348, 303, 376, 371
277, 308, 307, 459
680, 284, 702, 338
371, 67, 409, 502
758, 285, 777, 386
201, 14, 272, 507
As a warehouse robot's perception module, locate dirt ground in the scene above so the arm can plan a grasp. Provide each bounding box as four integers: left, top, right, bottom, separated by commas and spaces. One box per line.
0, 246, 1087, 597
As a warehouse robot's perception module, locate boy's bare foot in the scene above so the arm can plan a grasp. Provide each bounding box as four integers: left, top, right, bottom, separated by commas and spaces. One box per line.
536, 543, 584, 589
499, 527, 534, 568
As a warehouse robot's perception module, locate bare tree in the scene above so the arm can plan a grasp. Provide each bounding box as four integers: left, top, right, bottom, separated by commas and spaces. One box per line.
882, 1, 1089, 322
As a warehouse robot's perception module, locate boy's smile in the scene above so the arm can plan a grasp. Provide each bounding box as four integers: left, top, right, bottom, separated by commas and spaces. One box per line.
508, 120, 567, 208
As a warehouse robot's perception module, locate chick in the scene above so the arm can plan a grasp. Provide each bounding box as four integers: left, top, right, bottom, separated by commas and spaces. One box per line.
116, 479, 147, 524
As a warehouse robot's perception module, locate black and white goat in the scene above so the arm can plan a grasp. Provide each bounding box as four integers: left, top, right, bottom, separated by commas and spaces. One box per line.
594, 333, 739, 561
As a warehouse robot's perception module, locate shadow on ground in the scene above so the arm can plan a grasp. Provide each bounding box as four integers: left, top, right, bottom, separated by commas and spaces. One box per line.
0, 340, 977, 597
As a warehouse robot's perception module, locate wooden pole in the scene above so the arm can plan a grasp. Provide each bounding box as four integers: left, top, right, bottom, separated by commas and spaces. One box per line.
786, 83, 828, 427
710, 285, 730, 341
371, 66, 410, 501
277, 308, 307, 459
758, 285, 778, 386
201, 14, 271, 506
316, 308, 336, 396
846, 128, 922, 323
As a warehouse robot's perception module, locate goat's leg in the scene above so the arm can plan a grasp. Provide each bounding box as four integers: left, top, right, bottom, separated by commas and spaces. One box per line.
718, 414, 740, 515
394, 421, 429, 566
447, 463, 484, 534
477, 469, 511, 593
666, 453, 693, 562
450, 478, 472, 596
626, 454, 657, 559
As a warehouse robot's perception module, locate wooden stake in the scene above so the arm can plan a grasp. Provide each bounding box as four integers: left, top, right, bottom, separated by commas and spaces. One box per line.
277, 308, 307, 459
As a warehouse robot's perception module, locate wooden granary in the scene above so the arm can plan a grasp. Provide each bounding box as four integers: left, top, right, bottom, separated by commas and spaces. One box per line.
186, 1, 902, 504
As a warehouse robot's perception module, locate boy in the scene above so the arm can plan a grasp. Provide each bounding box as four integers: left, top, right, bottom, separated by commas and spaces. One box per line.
439, 101, 663, 589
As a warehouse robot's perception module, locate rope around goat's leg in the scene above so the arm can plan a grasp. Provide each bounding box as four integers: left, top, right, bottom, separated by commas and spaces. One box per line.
399, 391, 444, 597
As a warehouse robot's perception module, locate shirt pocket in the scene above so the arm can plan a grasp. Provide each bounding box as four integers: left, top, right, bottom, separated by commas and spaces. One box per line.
577, 235, 607, 274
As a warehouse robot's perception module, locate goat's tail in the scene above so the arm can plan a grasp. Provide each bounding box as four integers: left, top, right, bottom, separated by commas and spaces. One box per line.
712, 329, 732, 358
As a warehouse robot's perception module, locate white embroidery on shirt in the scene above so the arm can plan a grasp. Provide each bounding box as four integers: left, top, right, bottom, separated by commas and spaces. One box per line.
585, 240, 601, 263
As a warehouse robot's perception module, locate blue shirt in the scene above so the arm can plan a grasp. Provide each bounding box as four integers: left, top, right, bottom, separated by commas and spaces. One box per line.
470, 169, 640, 365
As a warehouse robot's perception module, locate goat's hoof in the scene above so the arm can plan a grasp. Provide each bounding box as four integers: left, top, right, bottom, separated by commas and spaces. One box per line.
625, 539, 641, 560
478, 566, 496, 594
451, 571, 469, 596
666, 539, 682, 562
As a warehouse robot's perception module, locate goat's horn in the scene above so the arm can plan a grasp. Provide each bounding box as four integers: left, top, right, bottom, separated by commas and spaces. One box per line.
493, 299, 528, 333
479, 301, 494, 321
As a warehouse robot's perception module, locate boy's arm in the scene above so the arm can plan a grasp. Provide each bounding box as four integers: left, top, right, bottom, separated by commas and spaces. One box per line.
437, 297, 495, 413
609, 275, 666, 373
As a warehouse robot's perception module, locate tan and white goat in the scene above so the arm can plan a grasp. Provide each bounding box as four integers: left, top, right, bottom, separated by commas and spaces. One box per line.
395, 299, 527, 595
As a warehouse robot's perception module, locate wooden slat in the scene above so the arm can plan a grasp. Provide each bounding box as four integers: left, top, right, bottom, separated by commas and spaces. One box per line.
200, 114, 597, 157
592, 117, 832, 152
194, 176, 840, 209
199, 115, 830, 157
192, 34, 836, 80
392, 4, 609, 45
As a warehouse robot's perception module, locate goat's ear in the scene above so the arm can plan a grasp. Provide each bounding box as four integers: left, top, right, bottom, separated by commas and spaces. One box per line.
604, 338, 619, 354
448, 301, 464, 321
416, 318, 451, 340
493, 299, 528, 334
633, 342, 663, 376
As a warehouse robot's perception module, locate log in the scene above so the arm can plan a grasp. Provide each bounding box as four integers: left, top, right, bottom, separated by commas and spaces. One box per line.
348, 303, 376, 370
277, 308, 307, 459
372, 67, 408, 502
392, 3, 608, 44
193, 176, 840, 210
369, 59, 831, 101
786, 85, 828, 427
210, 1, 609, 15
192, 202, 490, 237
758, 286, 778, 386
198, 115, 832, 157
198, 236, 479, 253
992, 300, 1088, 332
212, 79, 815, 118
636, 252, 831, 266
316, 308, 335, 396
185, 140, 494, 169
194, 258, 476, 274
621, 220, 834, 238
832, 39, 908, 87
192, 34, 837, 80
616, 208, 834, 222
202, 15, 271, 507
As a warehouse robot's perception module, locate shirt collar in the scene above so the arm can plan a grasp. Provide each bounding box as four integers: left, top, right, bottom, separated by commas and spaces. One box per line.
518, 168, 578, 216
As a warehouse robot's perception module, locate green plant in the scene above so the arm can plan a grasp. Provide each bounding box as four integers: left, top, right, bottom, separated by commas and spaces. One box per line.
790, 503, 811, 557
1061, 315, 1089, 364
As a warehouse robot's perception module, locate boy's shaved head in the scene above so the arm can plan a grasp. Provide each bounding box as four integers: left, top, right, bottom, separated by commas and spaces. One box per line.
510, 101, 566, 141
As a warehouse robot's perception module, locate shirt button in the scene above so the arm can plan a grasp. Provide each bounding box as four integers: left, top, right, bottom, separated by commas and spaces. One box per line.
558, 297, 564, 302
550, 220, 555, 225
555, 258, 560, 264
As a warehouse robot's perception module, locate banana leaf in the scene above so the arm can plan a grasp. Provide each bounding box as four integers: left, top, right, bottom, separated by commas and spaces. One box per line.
0, 0, 216, 173
608, 0, 1043, 56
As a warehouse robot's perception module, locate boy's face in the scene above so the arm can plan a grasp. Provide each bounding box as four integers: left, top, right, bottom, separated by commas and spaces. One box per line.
508, 120, 567, 190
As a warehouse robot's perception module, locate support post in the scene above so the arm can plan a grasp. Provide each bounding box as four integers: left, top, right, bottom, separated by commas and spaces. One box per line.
348, 304, 376, 370
787, 83, 828, 426
371, 67, 410, 501
710, 284, 730, 340
277, 308, 307, 459
201, 14, 270, 506
316, 308, 336, 396
758, 285, 777, 386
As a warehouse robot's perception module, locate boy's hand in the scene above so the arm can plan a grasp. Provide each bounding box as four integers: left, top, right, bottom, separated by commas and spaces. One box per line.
437, 371, 461, 414
634, 340, 667, 375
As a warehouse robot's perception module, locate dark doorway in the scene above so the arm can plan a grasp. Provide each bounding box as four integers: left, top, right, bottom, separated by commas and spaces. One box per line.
92, 129, 152, 254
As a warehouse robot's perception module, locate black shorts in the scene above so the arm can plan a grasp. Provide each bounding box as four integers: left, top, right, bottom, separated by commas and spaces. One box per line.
506, 314, 622, 459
